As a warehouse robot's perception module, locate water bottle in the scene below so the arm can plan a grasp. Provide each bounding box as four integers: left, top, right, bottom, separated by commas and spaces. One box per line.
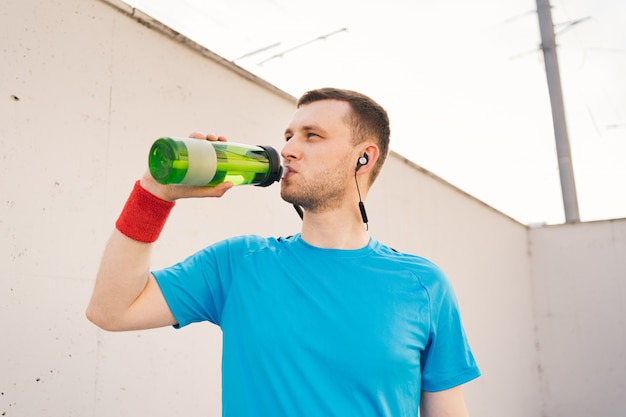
148, 137, 283, 187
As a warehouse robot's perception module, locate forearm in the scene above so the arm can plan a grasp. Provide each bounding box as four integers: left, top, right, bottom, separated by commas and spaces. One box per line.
86, 229, 153, 330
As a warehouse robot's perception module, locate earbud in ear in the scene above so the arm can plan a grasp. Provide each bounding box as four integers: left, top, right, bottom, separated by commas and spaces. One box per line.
356, 153, 369, 171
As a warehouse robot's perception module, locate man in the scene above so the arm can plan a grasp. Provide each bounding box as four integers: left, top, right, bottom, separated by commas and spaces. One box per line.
87, 88, 480, 416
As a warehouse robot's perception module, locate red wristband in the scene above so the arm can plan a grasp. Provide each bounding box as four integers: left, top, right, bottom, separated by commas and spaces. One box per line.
115, 180, 175, 243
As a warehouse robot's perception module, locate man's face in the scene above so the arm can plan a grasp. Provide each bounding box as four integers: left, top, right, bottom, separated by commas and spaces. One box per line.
280, 99, 356, 213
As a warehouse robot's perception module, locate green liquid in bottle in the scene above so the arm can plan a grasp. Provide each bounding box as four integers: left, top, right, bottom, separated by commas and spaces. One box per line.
209, 145, 272, 186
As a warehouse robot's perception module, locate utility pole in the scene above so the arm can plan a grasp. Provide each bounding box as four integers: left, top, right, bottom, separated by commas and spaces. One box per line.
536, 0, 580, 223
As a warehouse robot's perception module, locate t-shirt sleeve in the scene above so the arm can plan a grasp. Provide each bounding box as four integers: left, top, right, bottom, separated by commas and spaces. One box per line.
420, 267, 481, 391
152, 236, 256, 328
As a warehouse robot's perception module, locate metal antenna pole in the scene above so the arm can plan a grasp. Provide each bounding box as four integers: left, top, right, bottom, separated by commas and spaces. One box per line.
536, 0, 580, 223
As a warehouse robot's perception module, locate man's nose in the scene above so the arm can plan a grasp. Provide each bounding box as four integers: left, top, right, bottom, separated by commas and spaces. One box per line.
281, 137, 301, 161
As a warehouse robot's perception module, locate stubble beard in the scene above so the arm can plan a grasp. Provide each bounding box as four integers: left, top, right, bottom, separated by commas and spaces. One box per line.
280, 166, 350, 213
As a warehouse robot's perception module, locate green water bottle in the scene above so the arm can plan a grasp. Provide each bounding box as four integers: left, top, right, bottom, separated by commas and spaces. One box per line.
148, 137, 283, 187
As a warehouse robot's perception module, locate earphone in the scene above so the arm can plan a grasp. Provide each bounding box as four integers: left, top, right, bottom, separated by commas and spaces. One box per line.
354, 152, 369, 229
356, 153, 369, 171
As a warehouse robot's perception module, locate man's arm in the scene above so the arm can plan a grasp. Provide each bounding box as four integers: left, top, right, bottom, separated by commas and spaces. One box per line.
86, 133, 232, 331
420, 386, 470, 417
86, 228, 176, 331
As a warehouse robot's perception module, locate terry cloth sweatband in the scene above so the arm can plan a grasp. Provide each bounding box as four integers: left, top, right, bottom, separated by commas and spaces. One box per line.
115, 180, 175, 243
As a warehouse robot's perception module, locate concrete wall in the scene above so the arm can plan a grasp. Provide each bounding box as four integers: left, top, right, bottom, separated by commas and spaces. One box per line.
530, 219, 626, 417
1, 0, 622, 416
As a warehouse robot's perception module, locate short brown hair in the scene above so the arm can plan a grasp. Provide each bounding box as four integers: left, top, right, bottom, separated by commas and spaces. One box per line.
297, 88, 390, 184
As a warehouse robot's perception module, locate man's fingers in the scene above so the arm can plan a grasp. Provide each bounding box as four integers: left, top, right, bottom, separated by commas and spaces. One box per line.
188, 131, 206, 139
188, 132, 228, 142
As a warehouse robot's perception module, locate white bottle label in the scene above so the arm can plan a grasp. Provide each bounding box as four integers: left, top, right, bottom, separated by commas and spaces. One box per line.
180, 138, 217, 185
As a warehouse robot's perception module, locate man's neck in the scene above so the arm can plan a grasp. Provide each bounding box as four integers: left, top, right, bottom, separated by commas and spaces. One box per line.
299, 207, 370, 250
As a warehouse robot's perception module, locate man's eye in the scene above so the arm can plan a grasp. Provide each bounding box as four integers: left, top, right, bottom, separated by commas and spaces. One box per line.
307, 132, 318, 138
285, 135, 292, 142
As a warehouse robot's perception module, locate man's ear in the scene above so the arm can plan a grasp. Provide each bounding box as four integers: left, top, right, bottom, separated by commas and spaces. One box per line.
355, 144, 379, 175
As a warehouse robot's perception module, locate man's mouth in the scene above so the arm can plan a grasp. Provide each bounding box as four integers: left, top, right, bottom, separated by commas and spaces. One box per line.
282, 166, 297, 180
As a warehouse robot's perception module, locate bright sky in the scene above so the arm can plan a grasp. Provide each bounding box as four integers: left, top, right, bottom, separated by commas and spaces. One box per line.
125, 0, 625, 225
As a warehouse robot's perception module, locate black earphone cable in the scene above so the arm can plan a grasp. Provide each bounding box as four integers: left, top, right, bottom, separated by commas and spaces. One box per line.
355, 171, 369, 230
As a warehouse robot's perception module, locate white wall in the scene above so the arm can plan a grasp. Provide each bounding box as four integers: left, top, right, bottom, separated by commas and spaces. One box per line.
2, 1, 622, 416
530, 219, 626, 417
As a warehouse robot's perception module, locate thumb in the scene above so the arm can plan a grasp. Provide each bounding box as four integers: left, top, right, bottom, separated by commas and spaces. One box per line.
210, 181, 234, 197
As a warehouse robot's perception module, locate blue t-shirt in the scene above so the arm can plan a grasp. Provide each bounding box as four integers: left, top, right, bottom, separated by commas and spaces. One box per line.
153, 234, 480, 416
